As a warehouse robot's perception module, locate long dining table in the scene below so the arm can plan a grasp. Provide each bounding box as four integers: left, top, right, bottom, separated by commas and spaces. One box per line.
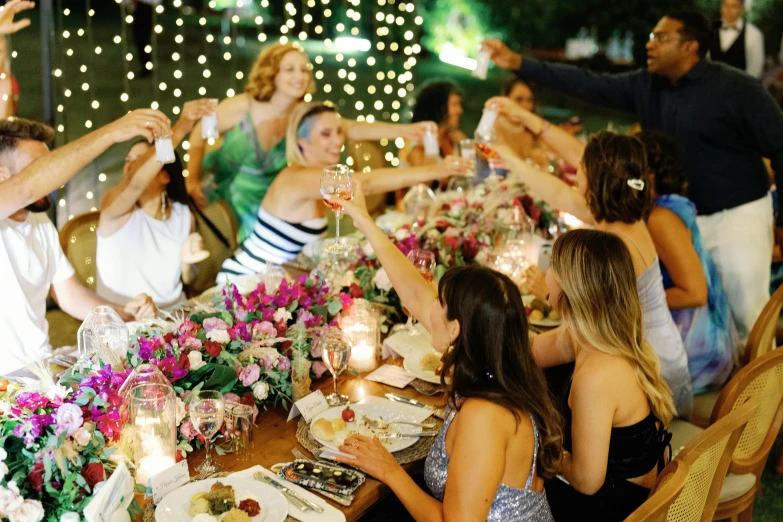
137, 369, 445, 521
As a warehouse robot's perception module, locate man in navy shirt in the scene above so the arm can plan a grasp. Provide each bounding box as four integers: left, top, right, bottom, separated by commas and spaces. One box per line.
485, 10, 783, 344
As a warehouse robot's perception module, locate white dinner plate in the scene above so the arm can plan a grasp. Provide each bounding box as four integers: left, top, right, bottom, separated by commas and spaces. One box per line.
155, 477, 288, 522
310, 402, 420, 453
529, 316, 562, 328
403, 352, 443, 385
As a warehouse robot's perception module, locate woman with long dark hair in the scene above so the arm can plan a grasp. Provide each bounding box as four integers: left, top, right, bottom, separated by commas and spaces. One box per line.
328, 182, 563, 522
96, 99, 214, 309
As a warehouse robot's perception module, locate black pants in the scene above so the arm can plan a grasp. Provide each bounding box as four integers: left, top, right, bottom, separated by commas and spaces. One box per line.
545, 475, 651, 522
133, 1, 153, 69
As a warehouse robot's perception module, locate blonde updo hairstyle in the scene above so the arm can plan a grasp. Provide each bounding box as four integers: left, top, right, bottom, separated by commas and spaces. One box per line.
244, 43, 315, 102
285, 101, 340, 165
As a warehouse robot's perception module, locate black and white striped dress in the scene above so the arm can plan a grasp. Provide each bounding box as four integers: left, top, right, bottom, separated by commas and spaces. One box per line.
218, 207, 327, 282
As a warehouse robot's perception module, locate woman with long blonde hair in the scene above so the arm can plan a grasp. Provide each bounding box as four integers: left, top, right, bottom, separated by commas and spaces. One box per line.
217, 102, 469, 281
536, 229, 674, 521
187, 42, 435, 242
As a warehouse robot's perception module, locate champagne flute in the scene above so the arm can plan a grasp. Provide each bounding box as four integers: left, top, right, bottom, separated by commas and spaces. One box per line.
392, 249, 436, 336
321, 165, 354, 254
190, 390, 225, 474
317, 330, 353, 406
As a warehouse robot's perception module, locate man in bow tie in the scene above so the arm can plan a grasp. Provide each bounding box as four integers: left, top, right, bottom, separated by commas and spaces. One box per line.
708, 0, 764, 78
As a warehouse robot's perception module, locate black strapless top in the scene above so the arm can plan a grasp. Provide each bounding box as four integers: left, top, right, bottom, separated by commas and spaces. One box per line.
561, 382, 672, 479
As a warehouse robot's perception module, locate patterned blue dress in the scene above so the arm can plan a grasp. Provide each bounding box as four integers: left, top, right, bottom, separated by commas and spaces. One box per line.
654, 194, 740, 393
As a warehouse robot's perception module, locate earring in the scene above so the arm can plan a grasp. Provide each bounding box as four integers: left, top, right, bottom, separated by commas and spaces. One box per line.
160, 192, 168, 219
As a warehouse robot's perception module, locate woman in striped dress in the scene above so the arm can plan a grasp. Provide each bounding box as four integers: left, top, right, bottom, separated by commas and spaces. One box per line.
218, 102, 470, 282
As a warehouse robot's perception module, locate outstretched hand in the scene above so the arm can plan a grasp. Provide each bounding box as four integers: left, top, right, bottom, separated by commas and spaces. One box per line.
103, 109, 171, 144
0, 0, 34, 35
485, 96, 530, 126
482, 39, 522, 70
176, 98, 218, 134
325, 180, 371, 223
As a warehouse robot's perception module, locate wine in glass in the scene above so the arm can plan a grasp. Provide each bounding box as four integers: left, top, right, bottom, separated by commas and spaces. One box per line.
393, 249, 436, 336
321, 165, 354, 254
190, 390, 225, 474
318, 330, 353, 406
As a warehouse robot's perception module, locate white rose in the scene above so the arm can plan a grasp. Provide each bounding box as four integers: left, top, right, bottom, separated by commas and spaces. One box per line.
0, 461, 7, 478
0, 448, 6, 461
373, 267, 393, 292
73, 427, 92, 448
338, 270, 356, 288
175, 398, 187, 425
7, 499, 45, 522
444, 227, 461, 237
361, 241, 375, 257
394, 228, 411, 241
426, 229, 440, 240
0, 482, 24, 516
187, 351, 206, 371
206, 329, 230, 344
274, 308, 293, 324
252, 381, 269, 401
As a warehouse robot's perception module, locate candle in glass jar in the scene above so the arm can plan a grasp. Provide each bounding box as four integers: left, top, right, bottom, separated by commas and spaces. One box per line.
349, 340, 378, 372
136, 455, 176, 485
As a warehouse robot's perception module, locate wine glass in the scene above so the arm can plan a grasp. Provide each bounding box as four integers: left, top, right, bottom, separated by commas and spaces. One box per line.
392, 249, 436, 336
317, 330, 353, 406
190, 390, 225, 474
402, 184, 436, 231
321, 165, 354, 254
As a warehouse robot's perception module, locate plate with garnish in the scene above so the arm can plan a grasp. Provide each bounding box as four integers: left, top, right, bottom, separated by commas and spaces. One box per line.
403, 351, 444, 385
310, 403, 422, 453
155, 477, 288, 522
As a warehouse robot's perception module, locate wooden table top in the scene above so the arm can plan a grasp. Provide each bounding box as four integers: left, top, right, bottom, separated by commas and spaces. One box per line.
160, 369, 445, 522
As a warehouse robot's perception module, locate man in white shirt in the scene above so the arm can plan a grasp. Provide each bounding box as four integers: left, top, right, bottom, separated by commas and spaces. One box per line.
708, 0, 765, 78
0, 117, 170, 375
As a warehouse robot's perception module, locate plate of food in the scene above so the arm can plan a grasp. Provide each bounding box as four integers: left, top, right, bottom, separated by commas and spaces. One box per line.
527, 308, 562, 328
155, 478, 288, 522
310, 403, 421, 453
403, 351, 444, 385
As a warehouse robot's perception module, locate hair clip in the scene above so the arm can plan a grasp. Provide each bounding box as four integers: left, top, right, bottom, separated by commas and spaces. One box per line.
627, 179, 645, 191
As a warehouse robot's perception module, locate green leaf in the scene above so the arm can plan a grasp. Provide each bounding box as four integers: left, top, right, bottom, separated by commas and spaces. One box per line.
204, 365, 237, 390
287, 299, 299, 312
327, 299, 342, 316
219, 378, 238, 394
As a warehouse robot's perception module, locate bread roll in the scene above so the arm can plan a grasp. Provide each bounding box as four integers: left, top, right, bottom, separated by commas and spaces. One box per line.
331, 418, 347, 432
547, 309, 561, 321
420, 353, 442, 372
312, 418, 335, 441
529, 309, 544, 321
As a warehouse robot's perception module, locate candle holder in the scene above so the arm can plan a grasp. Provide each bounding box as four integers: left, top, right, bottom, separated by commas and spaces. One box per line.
77, 306, 129, 366
342, 302, 381, 373
129, 383, 177, 485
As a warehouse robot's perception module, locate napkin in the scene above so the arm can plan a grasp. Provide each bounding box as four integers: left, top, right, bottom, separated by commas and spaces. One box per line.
382, 324, 434, 359
229, 465, 346, 522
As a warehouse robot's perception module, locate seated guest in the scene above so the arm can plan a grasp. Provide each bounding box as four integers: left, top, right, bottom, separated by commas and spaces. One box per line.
0, 118, 161, 375
537, 229, 675, 521
638, 131, 740, 392
329, 181, 564, 522
495, 77, 549, 168
491, 97, 692, 417
218, 102, 469, 282
97, 99, 215, 309
402, 80, 467, 167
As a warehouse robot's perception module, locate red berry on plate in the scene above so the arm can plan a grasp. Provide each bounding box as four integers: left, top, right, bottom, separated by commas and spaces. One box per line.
342, 406, 355, 422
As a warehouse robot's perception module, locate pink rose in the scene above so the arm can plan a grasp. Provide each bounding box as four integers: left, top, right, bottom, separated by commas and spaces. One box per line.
238, 364, 261, 387
223, 393, 241, 405
203, 317, 230, 333
180, 420, 198, 441
313, 361, 328, 378
252, 321, 277, 338
182, 337, 203, 350
54, 403, 83, 437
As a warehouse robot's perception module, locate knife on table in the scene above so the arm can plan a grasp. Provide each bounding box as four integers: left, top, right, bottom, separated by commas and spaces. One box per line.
385, 393, 446, 419
259, 474, 325, 513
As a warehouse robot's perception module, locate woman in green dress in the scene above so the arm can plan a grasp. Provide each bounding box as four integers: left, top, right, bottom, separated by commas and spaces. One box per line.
187, 42, 434, 242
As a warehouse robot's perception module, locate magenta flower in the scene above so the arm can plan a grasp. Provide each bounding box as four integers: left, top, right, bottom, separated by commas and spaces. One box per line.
237, 364, 261, 386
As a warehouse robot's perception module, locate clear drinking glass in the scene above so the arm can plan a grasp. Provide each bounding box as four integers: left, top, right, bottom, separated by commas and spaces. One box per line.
423, 122, 440, 158
201, 111, 219, 140
392, 249, 436, 337
320, 165, 355, 254
224, 403, 253, 463
154, 130, 176, 164
317, 330, 353, 406
190, 390, 225, 474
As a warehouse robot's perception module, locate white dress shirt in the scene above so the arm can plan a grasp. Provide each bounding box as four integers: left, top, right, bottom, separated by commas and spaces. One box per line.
718, 19, 765, 79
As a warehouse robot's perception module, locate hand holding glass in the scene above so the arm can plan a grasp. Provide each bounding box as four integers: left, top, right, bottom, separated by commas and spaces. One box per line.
392, 249, 436, 336
321, 165, 355, 253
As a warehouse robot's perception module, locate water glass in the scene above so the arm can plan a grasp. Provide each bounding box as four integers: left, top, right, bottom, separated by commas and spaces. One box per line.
225, 403, 253, 463
190, 390, 225, 474
473, 45, 490, 80
423, 123, 440, 158
155, 131, 176, 165
201, 111, 219, 140
317, 330, 352, 406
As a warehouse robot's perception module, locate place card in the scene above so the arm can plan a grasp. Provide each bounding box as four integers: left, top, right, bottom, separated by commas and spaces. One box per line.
287, 389, 329, 422
151, 460, 190, 504
83, 462, 134, 522
365, 365, 416, 389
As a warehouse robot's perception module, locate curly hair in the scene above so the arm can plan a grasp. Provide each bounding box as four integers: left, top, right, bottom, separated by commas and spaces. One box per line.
583, 131, 653, 224
636, 130, 688, 196
244, 43, 315, 102
410, 80, 462, 126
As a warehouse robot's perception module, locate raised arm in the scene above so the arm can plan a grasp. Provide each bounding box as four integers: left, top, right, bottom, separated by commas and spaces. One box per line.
100, 99, 216, 224
0, 109, 170, 220
342, 119, 434, 142
495, 144, 595, 225
327, 182, 437, 331
483, 39, 639, 114
0, 0, 35, 35
487, 96, 585, 168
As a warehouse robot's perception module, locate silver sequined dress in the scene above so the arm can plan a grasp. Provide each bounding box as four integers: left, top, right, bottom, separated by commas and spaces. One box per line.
423, 409, 554, 522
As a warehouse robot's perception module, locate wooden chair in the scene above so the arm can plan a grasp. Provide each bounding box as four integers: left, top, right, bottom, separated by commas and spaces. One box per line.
691, 283, 783, 427
670, 348, 783, 521
58, 210, 101, 291
628, 399, 757, 522
187, 199, 238, 296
